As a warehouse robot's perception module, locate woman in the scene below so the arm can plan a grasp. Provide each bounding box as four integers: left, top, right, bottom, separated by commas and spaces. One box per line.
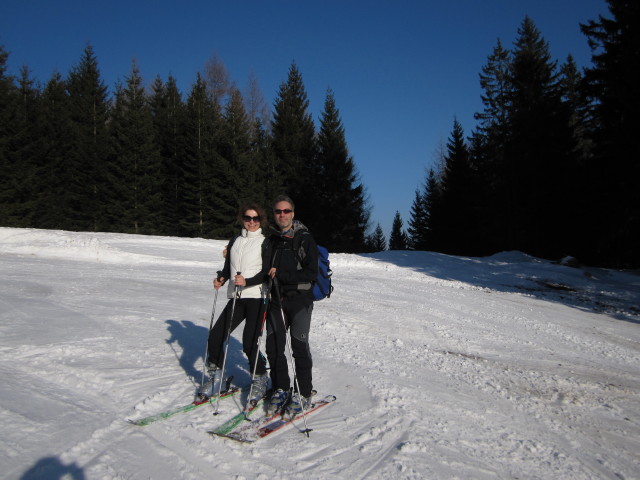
198, 203, 271, 403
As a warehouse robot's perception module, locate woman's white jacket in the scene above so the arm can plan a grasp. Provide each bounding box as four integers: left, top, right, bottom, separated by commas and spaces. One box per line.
225, 228, 267, 299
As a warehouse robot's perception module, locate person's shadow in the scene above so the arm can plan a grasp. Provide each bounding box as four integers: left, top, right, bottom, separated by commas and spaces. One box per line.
164, 320, 249, 386
20, 456, 85, 480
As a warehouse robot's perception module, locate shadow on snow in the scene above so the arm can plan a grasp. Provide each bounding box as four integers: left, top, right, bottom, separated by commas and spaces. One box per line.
164, 319, 252, 386
355, 250, 640, 324
20, 456, 85, 480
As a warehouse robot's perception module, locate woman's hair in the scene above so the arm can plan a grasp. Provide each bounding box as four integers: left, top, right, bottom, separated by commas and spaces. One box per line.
237, 202, 269, 231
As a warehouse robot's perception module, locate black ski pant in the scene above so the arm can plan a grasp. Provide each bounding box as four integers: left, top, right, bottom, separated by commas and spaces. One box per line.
266, 294, 314, 397
207, 297, 267, 376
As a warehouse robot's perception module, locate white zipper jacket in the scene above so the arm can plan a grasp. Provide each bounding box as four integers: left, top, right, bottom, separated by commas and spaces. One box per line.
226, 228, 266, 299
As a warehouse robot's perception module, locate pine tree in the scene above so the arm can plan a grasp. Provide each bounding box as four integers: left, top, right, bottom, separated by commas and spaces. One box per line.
315, 88, 369, 252
467, 129, 500, 255
407, 169, 433, 251
558, 55, 592, 159
407, 188, 425, 250
108, 63, 163, 234
475, 39, 512, 136
183, 73, 222, 237
581, 0, 640, 267
472, 40, 513, 254
438, 119, 477, 255
365, 223, 387, 252
270, 63, 316, 213
423, 169, 443, 251
150, 75, 188, 236
65, 44, 111, 231
505, 16, 577, 259
0, 45, 18, 226
33, 72, 74, 229
4, 66, 40, 227
214, 87, 253, 238
248, 117, 272, 208
389, 211, 409, 250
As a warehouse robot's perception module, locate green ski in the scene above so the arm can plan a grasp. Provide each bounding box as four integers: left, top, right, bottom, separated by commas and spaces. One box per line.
129, 387, 241, 426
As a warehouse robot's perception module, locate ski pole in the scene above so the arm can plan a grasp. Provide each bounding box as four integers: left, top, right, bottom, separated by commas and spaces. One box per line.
273, 278, 312, 436
246, 276, 273, 413
213, 271, 241, 415
199, 270, 223, 397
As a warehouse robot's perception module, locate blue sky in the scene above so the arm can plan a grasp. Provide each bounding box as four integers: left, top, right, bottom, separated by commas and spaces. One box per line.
1, 0, 608, 239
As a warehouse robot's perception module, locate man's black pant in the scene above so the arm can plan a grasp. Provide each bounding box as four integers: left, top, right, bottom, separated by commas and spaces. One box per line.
266, 294, 314, 397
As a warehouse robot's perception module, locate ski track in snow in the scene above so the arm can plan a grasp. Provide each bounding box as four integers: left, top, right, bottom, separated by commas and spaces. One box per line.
1, 227, 639, 480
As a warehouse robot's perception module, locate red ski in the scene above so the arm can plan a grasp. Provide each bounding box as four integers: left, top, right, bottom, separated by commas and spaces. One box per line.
212, 395, 336, 442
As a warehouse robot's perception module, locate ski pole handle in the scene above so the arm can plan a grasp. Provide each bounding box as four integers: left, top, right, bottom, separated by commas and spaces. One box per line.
234, 271, 243, 293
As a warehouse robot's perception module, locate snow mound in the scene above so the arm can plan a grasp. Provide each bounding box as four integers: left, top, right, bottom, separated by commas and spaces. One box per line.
0, 228, 214, 266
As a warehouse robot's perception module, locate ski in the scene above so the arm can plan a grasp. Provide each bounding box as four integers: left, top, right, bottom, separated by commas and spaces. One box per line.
208, 397, 265, 436
128, 386, 241, 426
211, 394, 336, 443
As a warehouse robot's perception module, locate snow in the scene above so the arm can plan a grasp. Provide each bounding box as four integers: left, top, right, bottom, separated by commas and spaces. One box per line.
1, 227, 639, 480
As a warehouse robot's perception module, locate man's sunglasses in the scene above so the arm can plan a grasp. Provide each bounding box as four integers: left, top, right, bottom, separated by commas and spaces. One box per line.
242, 215, 260, 223
274, 209, 293, 215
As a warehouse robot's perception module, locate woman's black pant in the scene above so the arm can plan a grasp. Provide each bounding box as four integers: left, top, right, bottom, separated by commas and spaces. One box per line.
207, 297, 267, 376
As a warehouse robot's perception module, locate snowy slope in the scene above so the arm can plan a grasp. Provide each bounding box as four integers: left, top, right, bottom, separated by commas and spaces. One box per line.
1, 227, 639, 480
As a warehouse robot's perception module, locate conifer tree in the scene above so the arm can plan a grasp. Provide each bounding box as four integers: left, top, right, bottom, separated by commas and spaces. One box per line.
365, 223, 387, 252
389, 211, 409, 250
0, 45, 20, 226
423, 169, 443, 251
581, 0, 640, 267
5, 66, 40, 227
33, 72, 74, 229
271, 63, 316, 213
244, 75, 272, 207
558, 55, 591, 159
150, 75, 188, 236
315, 88, 369, 252
467, 129, 499, 255
183, 73, 222, 237
438, 119, 476, 255
65, 44, 111, 231
408, 184, 429, 251
504, 16, 576, 259
475, 39, 512, 136
214, 87, 253, 238
248, 117, 273, 207
472, 40, 513, 253
108, 63, 163, 234
0, 45, 19, 226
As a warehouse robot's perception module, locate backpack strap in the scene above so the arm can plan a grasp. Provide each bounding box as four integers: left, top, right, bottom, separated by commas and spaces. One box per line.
292, 231, 308, 268
292, 231, 312, 292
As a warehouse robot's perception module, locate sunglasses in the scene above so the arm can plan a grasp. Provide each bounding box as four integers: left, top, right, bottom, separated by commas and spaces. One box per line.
242, 215, 260, 223
274, 209, 293, 215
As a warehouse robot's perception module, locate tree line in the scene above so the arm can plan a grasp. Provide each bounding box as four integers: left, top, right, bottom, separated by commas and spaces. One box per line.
1, 0, 638, 267
388, 1, 638, 268
0, 48, 369, 252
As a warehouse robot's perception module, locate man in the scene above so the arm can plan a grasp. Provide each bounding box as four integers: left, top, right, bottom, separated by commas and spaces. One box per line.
266, 195, 319, 414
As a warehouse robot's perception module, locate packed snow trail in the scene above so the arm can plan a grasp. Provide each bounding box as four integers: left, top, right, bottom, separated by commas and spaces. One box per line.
1, 227, 639, 479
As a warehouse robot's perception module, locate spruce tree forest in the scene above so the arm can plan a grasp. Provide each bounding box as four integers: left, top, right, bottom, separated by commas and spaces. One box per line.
1, 0, 638, 267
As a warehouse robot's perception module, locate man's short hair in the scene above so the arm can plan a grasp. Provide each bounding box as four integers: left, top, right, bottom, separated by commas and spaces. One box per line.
273, 195, 295, 211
